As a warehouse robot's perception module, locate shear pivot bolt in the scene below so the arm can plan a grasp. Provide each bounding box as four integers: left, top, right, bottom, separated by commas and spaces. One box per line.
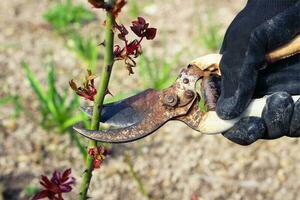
184, 90, 194, 99
164, 94, 178, 107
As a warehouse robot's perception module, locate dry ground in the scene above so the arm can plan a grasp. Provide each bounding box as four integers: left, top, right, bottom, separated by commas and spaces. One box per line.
1, 0, 300, 200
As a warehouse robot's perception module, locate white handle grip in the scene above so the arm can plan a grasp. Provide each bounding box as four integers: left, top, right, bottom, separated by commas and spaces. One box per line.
199, 95, 300, 135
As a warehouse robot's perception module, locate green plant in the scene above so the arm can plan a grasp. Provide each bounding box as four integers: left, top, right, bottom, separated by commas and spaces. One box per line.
66, 34, 99, 71
0, 95, 22, 119
198, 97, 208, 113
44, 0, 94, 33
24, 185, 40, 198
77, 4, 116, 199
138, 53, 178, 90
44, 0, 99, 72
22, 62, 87, 158
198, 9, 222, 52
68, 0, 157, 198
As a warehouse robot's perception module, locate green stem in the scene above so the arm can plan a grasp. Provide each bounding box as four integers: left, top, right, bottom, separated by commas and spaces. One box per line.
78, 4, 115, 200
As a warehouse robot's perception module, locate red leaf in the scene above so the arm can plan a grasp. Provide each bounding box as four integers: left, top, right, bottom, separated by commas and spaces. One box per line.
145, 28, 157, 40
113, 16, 156, 74
62, 169, 72, 180
33, 169, 75, 200
31, 190, 49, 200
60, 184, 72, 193
126, 40, 140, 55
130, 26, 142, 37
40, 176, 53, 188
137, 17, 146, 25
130, 17, 149, 37
115, 24, 128, 41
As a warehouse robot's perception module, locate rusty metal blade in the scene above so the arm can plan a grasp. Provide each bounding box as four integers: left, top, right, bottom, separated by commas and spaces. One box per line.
73, 65, 205, 143
74, 89, 168, 143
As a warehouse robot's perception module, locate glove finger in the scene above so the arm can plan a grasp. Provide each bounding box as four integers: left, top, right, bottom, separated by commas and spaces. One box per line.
218, 4, 300, 120
289, 98, 300, 137
255, 54, 300, 97
217, 59, 258, 119
222, 117, 266, 146
262, 92, 294, 139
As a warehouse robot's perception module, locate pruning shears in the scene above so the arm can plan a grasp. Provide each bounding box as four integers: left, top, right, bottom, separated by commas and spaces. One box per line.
74, 35, 300, 143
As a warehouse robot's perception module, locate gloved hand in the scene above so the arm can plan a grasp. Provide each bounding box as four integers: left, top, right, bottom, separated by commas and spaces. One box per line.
217, 0, 300, 145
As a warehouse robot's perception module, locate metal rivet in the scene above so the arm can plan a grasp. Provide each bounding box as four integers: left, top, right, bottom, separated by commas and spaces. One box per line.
163, 94, 178, 107
183, 78, 189, 84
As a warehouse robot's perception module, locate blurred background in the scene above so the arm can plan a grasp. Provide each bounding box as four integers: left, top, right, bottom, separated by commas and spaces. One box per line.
1, 0, 300, 199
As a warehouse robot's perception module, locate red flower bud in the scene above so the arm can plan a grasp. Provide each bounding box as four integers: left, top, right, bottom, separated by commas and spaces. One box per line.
93, 159, 102, 169
88, 146, 111, 169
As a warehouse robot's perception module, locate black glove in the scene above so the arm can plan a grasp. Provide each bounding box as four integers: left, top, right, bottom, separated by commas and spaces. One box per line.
217, 0, 300, 145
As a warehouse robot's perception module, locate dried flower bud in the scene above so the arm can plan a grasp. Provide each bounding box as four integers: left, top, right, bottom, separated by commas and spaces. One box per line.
88, 146, 111, 169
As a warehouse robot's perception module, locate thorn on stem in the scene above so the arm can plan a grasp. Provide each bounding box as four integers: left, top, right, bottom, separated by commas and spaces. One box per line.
82, 169, 88, 175
99, 41, 105, 46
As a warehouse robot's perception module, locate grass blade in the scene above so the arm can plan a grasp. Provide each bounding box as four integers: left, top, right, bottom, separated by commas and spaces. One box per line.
22, 62, 48, 105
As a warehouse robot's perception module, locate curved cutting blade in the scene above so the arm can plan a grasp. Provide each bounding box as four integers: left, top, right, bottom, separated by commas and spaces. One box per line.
73, 88, 192, 143
73, 65, 204, 143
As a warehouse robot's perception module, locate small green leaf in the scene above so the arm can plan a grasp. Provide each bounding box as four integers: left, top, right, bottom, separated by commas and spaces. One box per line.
22, 62, 48, 106
43, 0, 94, 33
61, 114, 86, 130
24, 185, 40, 197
